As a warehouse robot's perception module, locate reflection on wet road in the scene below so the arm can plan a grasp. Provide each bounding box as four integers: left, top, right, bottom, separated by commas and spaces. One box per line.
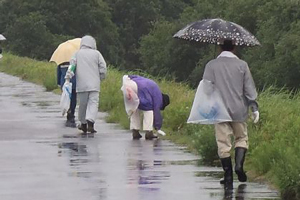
0, 72, 280, 200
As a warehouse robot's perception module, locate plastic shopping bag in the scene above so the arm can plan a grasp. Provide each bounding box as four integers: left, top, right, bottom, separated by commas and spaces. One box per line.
121, 75, 140, 116
60, 82, 72, 116
187, 79, 232, 124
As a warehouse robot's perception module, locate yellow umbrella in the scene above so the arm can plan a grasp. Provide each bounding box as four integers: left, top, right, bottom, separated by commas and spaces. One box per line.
50, 38, 81, 65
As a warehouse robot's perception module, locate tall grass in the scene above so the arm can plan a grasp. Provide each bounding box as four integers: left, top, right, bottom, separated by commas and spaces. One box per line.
0, 53, 57, 91
1, 53, 299, 199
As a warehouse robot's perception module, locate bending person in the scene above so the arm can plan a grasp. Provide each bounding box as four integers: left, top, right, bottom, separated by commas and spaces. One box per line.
122, 75, 170, 140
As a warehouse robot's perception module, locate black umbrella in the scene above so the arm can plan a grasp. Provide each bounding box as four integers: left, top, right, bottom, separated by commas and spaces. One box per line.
173, 18, 261, 46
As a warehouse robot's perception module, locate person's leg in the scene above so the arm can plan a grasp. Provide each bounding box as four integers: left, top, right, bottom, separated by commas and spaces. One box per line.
130, 109, 142, 139
86, 91, 99, 133
232, 122, 248, 182
66, 89, 77, 127
143, 110, 156, 140
215, 122, 233, 188
77, 92, 89, 133
215, 122, 233, 158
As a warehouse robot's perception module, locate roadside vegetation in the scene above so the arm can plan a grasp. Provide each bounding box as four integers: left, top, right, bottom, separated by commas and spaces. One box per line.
1, 53, 299, 199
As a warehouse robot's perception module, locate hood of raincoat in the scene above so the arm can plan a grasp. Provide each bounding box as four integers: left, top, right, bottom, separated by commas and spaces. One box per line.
80, 35, 97, 50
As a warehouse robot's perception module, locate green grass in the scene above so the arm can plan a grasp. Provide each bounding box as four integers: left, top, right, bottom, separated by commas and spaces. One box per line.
1, 53, 300, 199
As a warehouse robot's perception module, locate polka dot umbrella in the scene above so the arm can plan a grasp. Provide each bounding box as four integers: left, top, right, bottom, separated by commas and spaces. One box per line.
173, 18, 261, 46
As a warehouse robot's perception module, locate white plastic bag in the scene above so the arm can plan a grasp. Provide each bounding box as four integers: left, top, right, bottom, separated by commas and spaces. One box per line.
187, 79, 232, 124
60, 82, 72, 116
121, 75, 140, 116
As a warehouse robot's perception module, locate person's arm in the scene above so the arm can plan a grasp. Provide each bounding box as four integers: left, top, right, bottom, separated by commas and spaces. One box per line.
65, 56, 77, 81
151, 85, 163, 130
203, 62, 215, 83
244, 64, 259, 123
153, 101, 163, 130
202, 62, 216, 95
98, 53, 107, 81
243, 64, 258, 111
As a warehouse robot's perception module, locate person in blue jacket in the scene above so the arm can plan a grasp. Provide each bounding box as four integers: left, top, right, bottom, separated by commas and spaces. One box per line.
57, 62, 77, 127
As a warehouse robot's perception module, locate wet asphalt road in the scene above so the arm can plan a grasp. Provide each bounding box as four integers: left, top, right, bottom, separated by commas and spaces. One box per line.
0, 72, 280, 200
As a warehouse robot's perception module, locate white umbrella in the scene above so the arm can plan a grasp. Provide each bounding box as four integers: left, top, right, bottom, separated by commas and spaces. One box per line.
0, 34, 6, 41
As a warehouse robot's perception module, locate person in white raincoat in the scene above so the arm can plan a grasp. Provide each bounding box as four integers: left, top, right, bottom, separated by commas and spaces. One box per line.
65, 35, 107, 134
201, 40, 259, 188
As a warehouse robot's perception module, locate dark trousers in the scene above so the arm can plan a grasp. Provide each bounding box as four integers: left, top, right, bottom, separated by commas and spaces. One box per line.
67, 89, 77, 120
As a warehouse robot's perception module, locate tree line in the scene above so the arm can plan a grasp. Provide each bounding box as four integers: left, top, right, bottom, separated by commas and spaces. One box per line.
1, 0, 300, 90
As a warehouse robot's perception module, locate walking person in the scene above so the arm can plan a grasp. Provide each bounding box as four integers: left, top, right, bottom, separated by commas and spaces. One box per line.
57, 62, 77, 127
65, 35, 107, 135
202, 40, 259, 188
121, 75, 169, 140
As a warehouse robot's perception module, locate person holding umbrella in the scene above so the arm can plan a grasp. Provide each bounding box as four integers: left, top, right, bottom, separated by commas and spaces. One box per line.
50, 38, 81, 128
57, 62, 77, 127
203, 40, 259, 188
174, 18, 260, 188
65, 35, 107, 135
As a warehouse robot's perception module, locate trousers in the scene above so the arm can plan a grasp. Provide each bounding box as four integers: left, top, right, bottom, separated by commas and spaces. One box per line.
77, 91, 99, 124
214, 122, 248, 158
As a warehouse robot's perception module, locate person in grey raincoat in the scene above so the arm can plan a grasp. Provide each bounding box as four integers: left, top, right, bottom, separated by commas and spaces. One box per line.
202, 40, 259, 188
65, 35, 107, 134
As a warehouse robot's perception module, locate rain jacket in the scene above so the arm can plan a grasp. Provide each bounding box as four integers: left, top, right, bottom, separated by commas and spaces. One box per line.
57, 62, 76, 89
203, 51, 258, 122
65, 35, 107, 92
128, 75, 163, 130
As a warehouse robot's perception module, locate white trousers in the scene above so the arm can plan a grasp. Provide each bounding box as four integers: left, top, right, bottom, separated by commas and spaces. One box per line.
130, 109, 153, 131
77, 91, 99, 124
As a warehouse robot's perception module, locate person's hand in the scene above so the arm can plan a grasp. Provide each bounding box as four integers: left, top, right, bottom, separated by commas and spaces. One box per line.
65, 78, 70, 84
251, 111, 259, 123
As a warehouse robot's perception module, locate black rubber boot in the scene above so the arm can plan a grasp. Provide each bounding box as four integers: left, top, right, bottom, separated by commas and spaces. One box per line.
145, 131, 157, 140
78, 123, 87, 133
220, 157, 233, 189
65, 118, 76, 128
87, 120, 97, 133
66, 111, 76, 128
132, 129, 142, 139
235, 147, 247, 182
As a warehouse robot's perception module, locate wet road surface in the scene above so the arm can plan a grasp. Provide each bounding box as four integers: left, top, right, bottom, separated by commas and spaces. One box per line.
0, 72, 280, 200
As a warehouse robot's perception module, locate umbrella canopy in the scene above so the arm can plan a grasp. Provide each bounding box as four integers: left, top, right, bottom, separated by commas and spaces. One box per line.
50, 38, 81, 65
173, 18, 260, 46
0, 34, 6, 41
